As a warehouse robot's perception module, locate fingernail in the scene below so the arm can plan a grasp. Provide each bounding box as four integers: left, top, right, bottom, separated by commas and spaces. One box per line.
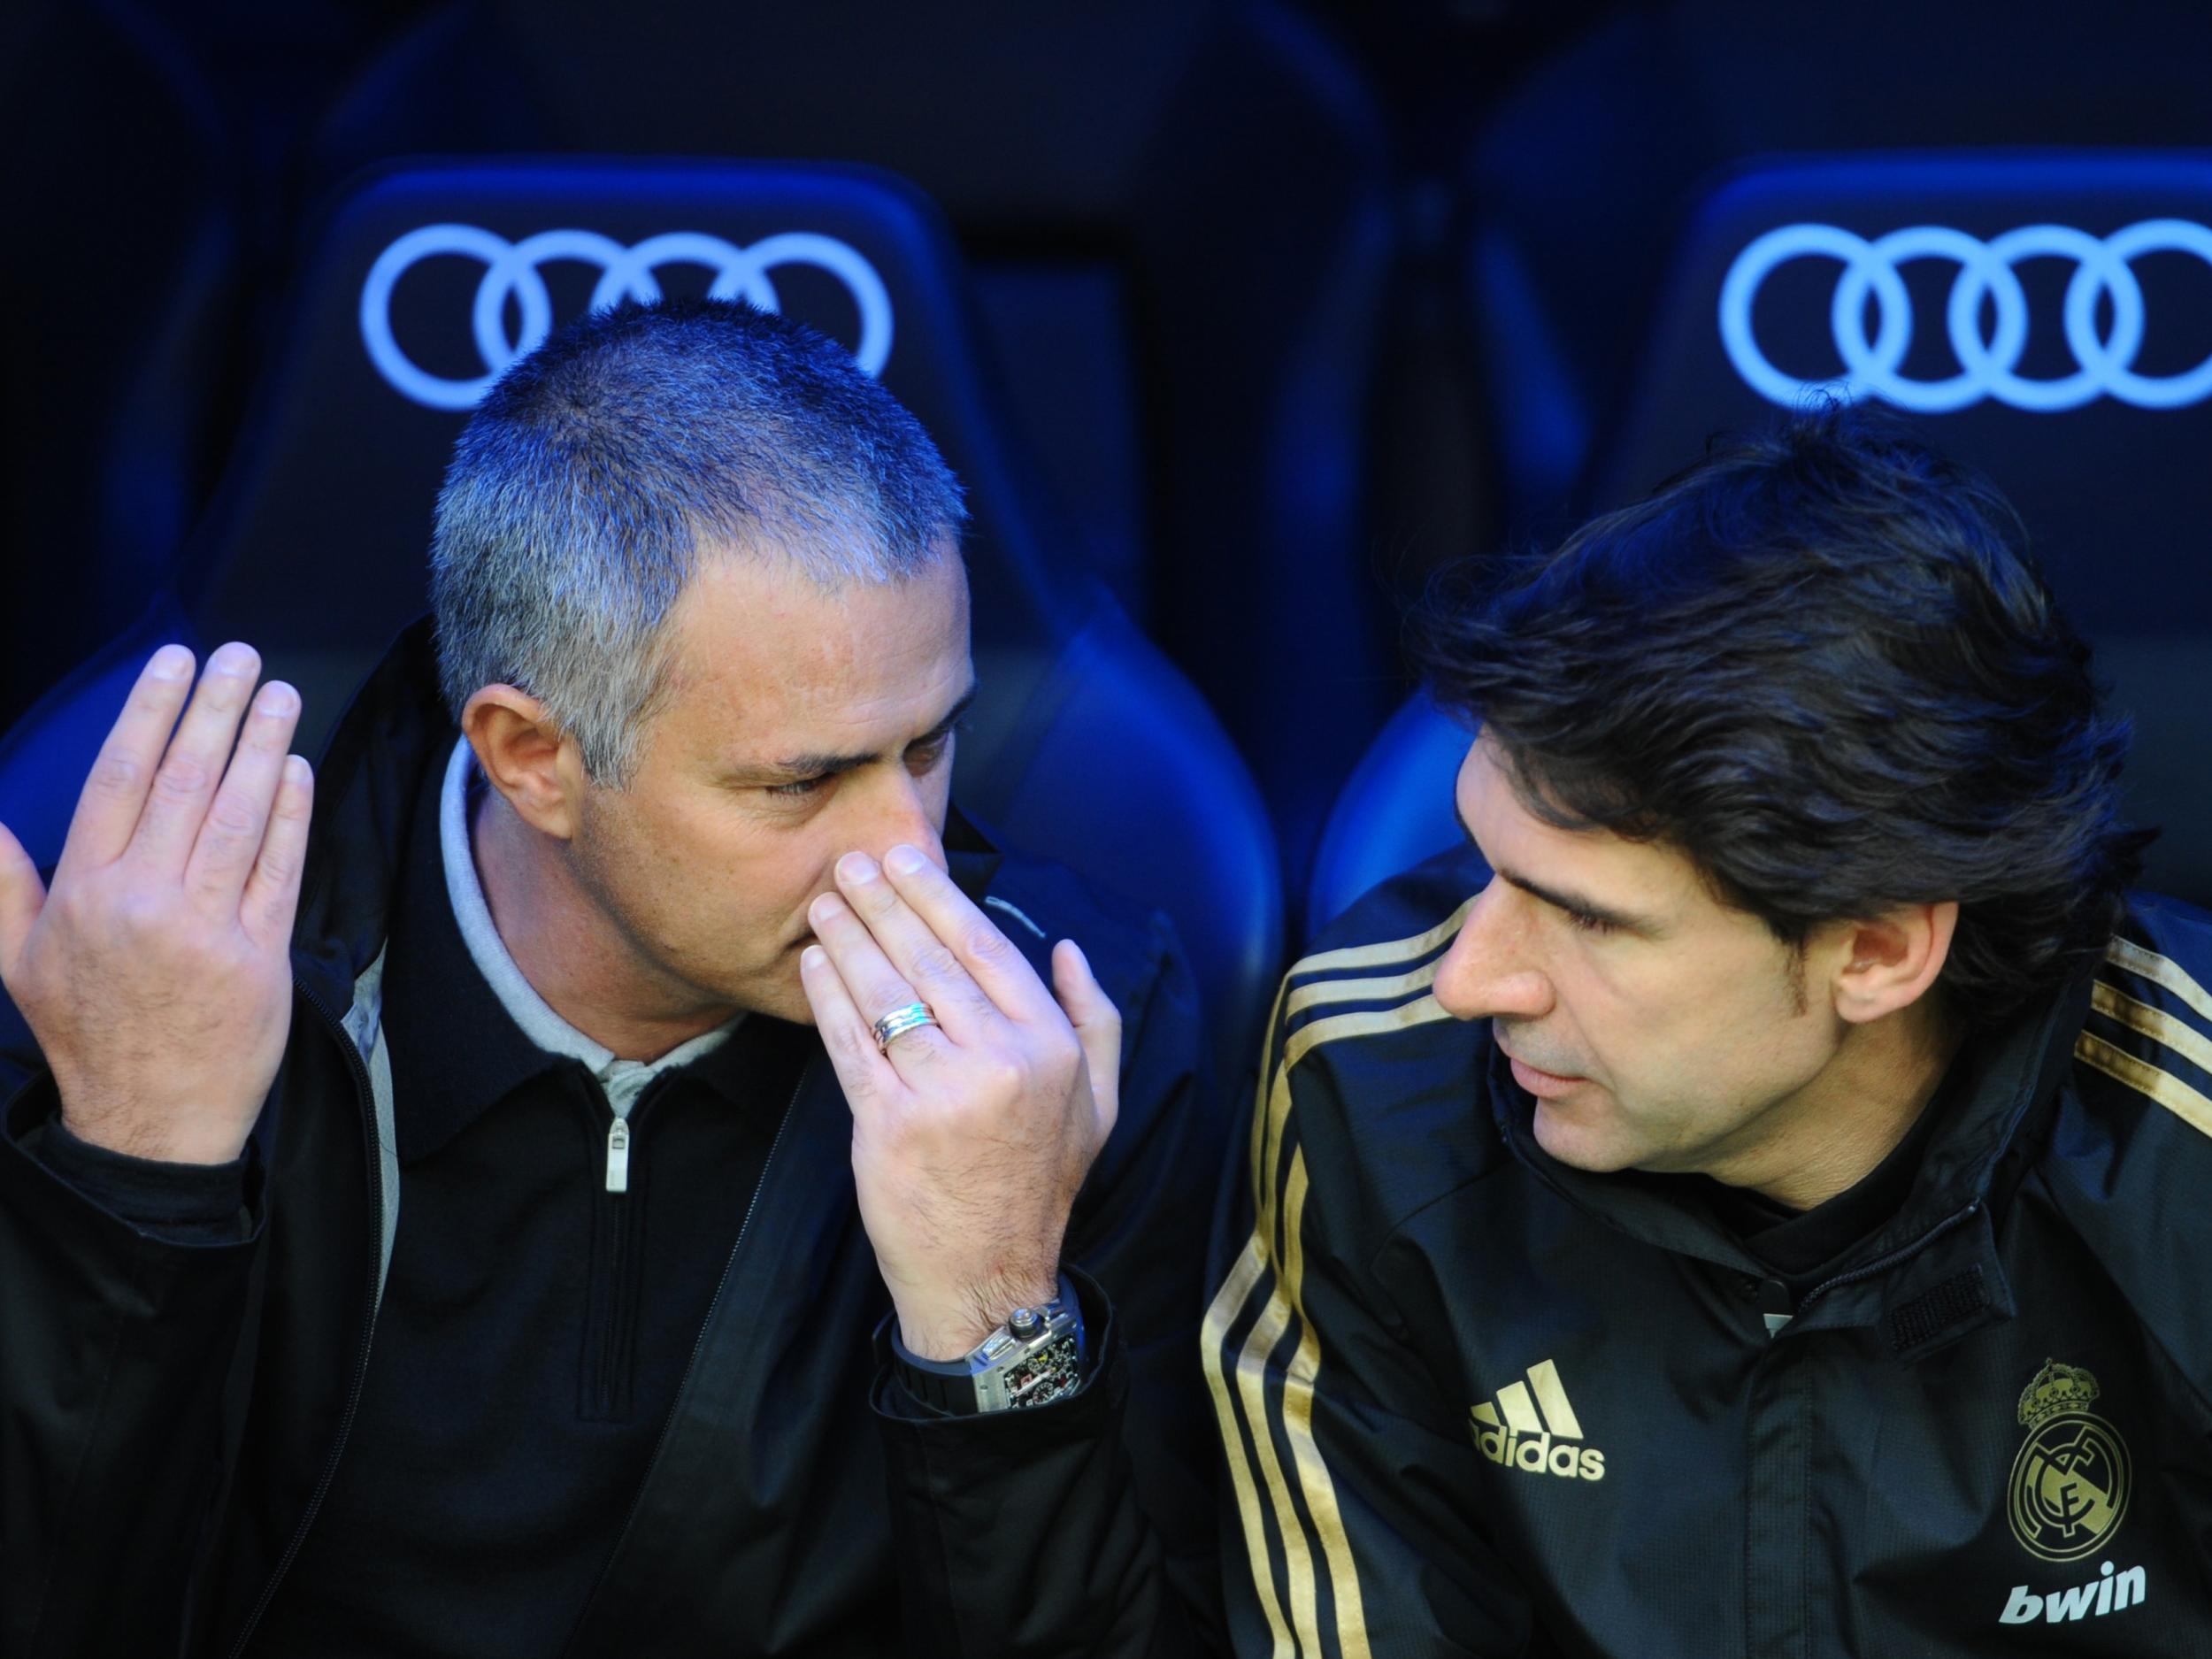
210, 643, 256, 677
838, 852, 879, 884
257, 683, 298, 718
801, 945, 827, 971
885, 844, 926, 876
810, 893, 846, 926
149, 645, 191, 680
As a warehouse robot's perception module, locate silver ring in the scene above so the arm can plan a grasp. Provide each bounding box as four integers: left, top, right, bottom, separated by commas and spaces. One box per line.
872, 1002, 938, 1052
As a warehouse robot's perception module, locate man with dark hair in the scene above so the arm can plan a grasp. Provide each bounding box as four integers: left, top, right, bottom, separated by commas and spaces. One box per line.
1207, 406, 2211, 1654
0, 300, 1219, 1655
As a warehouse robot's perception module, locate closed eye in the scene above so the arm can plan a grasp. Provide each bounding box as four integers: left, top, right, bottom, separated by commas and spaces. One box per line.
765, 721, 961, 800
907, 726, 961, 772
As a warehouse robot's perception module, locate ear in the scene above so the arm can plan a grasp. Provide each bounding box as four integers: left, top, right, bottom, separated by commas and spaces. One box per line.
1828, 901, 1960, 1025
462, 685, 587, 841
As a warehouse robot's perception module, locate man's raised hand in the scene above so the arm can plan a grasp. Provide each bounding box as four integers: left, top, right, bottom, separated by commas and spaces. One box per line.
800, 843, 1121, 1361
0, 643, 312, 1164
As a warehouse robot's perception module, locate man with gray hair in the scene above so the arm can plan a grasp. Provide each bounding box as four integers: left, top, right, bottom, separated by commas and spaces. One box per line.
0, 301, 1219, 1655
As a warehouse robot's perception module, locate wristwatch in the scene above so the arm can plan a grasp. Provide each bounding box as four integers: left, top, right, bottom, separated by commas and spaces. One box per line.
890, 1274, 1087, 1415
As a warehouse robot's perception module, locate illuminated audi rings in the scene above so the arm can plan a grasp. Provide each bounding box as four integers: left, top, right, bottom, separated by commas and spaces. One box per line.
360, 225, 895, 410
1719, 219, 2212, 412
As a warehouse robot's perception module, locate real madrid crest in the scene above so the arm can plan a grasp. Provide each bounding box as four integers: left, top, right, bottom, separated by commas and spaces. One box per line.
2008, 1360, 2131, 1563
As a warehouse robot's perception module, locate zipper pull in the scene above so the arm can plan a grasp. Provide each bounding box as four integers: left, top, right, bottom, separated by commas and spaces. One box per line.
1758, 1279, 1793, 1339
605, 1119, 632, 1194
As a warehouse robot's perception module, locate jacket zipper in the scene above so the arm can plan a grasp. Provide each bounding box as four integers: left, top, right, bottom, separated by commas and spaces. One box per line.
1736, 1201, 1986, 1655
588, 1096, 649, 1421
561, 1064, 810, 1652
225, 979, 385, 1659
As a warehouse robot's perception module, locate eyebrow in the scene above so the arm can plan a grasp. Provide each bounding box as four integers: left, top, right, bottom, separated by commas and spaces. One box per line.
753, 682, 979, 782
1453, 795, 1662, 937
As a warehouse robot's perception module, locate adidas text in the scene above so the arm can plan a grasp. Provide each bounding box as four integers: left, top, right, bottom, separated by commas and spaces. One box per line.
1469, 1359, 1606, 1482
1473, 1425, 1607, 1481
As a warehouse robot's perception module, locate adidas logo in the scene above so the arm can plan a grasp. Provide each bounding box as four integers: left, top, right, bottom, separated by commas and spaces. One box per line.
1470, 1359, 1607, 1482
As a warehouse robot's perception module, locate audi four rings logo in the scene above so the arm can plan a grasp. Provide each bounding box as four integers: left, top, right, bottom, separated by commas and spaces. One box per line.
360, 224, 895, 410
1719, 219, 2212, 412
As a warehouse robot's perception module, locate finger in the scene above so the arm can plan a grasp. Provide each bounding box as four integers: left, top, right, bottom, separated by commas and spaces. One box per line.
127, 642, 265, 874
239, 756, 314, 951
1053, 940, 1121, 1131
0, 818, 48, 987
56, 644, 196, 876
833, 852, 1000, 1036
877, 844, 1058, 1025
799, 941, 904, 1106
808, 890, 956, 1068
184, 681, 303, 908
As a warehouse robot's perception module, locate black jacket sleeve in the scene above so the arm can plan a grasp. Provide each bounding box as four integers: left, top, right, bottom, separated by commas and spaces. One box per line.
872, 907, 1225, 1656
0, 1054, 264, 1659
26, 1113, 254, 1244
1202, 965, 1540, 1658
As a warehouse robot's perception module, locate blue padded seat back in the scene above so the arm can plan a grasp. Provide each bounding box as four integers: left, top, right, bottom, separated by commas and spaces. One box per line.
0, 0, 242, 733
1600, 153, 2212, 903
1307, 694, 1473, 934
1322, 153, 2212, 930
1466, 0, 2212, 529
0, 596, 196, 879
0, 159, 1281, 1087
185, 161, 1068, 741
304, 0, 1399, 884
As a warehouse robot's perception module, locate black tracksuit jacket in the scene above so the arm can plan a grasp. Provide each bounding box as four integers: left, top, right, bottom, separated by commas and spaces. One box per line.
1205, 846, 2212, 1657
0, 622, 1224, 1657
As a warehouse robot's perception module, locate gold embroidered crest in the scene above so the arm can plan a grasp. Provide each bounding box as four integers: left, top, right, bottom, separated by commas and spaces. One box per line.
2008, 1360, 2131, 1563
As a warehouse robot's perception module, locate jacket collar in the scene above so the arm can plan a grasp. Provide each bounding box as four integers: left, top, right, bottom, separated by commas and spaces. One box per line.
289, 617, 450, 1014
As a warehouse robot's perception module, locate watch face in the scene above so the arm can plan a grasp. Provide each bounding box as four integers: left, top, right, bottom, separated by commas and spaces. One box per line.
984, 1332, 1084, 1412
894, 1281, 1087, 1414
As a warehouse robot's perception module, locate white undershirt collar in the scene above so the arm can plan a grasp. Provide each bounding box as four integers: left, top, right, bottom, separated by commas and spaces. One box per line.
438, 737, 737, 1119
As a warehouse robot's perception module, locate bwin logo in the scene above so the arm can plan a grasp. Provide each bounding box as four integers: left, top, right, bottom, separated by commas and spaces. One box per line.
1469, 1359, 1605, 1482
2000, 1560, 2147, 1626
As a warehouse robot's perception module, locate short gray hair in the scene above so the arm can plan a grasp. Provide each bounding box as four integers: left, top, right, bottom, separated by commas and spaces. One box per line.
430, 298, 967, 785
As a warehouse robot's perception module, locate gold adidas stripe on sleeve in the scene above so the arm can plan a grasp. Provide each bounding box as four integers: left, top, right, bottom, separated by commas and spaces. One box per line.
2079, 938, 2212, 1142
1246, 978, 1293, 1246
1287, 949, 1459, 1019
1203, 915, 1464, 1659
1202, 1237, 1296, 1656
1287, 895, 1478, 982
2089, 979, 2212, 1080
2105, 934, 2212, 1029
2075, 1030, 2212, 1140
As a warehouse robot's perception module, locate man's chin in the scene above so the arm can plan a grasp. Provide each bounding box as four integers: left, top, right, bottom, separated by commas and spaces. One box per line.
753, 974, 820, 1028
701, 956, 818, 1028
1529, 1100, 1640, 1173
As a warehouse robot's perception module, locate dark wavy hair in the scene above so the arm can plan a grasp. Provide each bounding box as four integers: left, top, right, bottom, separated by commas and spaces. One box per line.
1412, 403, 2150, 1028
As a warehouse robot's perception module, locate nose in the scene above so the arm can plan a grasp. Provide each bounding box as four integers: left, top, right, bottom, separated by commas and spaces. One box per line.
1432, 878, 1553, 1023
854, 767, 948, 873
